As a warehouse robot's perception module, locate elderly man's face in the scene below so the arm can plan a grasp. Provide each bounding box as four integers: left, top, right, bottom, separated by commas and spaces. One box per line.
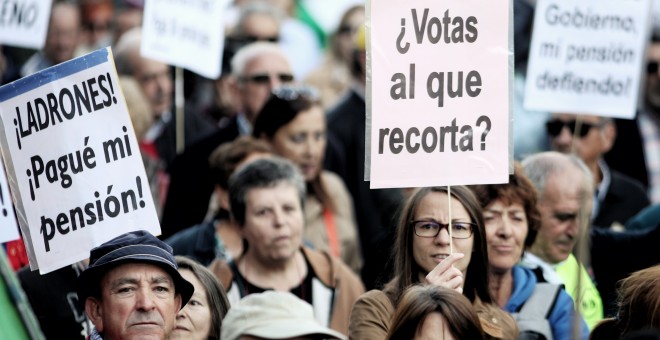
45, 3, 81, 65
86, 263, 182, 340
236, 52, 293, 124
531, 170, 591, 264
134, 56, 172, 119
548, 113, 614, 167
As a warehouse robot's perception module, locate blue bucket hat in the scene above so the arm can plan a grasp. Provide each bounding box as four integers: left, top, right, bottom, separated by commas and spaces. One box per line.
76, 230, 194, 308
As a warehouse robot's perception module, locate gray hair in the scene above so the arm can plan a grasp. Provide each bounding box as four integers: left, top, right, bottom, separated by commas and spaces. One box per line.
234, 1, 283, 36
521, 151, 593, 202
113, 27, 142, 76
228, 156, 306, 226
230, 42, 287, 78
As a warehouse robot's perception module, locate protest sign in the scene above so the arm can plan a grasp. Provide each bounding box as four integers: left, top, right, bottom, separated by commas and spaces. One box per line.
524, 0, 651, 119
141, 0, 225, 79
368, 0, 511, 188
0, 0, 52, 49
0, 47, 160, 274
0, 154, 19, 244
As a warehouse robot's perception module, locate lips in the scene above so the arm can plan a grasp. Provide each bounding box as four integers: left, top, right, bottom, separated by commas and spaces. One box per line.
431, 254, 449, 263
492, 244, 514, 252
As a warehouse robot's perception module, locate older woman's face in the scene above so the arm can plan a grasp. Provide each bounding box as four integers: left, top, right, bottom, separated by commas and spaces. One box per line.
483, 199, 528, 274
271, 106, 326, 182
242, 182, 304, 263
171, 269, 212, 340
412, 192, 474, 276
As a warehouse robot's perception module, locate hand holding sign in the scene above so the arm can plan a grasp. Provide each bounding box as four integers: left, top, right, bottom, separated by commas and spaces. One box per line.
425, 252, 465, 294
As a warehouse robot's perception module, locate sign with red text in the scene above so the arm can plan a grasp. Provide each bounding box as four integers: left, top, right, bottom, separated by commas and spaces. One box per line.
524, 0, 651, 118
0, 154, 19, 244
0, 48, 160, 274
142, 0, 225, 79
0, 0, 52, 49
368, 0, 511, 188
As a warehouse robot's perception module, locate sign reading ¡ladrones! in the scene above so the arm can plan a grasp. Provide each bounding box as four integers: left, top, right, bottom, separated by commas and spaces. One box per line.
368, 0, 511, 189
0, 0, 52, 49
0, 48, 160, 274
141, 0, 225, 79
524, 0, 651, 118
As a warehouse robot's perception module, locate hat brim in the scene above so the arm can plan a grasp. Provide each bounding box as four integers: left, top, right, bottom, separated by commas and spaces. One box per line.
76, 255, 194, 309
242, 319, 346, 340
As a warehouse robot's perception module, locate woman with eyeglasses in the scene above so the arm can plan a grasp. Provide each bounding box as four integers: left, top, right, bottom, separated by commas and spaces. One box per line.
252, 85, 363, 274
349, 186, 518, 339
470, 164, 589, 340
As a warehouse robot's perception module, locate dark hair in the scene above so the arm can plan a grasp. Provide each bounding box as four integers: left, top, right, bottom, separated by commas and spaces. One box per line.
228, 156, 306, 227
383, 186, 491, 305
387, 285, 485, 340
251, 86, 336, 212
470, 162, 541, 250
175, 256, 230, 339
252, 86, 321, 140
330, 5, 364, 61
208, 136, 272, 190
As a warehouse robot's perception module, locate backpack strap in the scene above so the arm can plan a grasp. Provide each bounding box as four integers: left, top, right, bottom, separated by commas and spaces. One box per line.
513, 283, 562, 340
520, 283, 562, 318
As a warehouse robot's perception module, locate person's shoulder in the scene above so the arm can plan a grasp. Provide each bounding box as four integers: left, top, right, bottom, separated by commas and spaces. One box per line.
327, 91, 364, 121
474, 297, 520, 339
320, 171, 350, 196
356, 290, 391, 307
609, 169, 648, 196
349, 289, 394, 339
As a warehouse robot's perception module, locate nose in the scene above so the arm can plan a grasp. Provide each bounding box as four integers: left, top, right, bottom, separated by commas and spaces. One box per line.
176, 308, 187, 320
269, 74, 281, 89
272, 208, 287, 228
554, 124, 573, 146
497, 216, 513, 238
433, 226, 452, 245
135, 289, 156, 311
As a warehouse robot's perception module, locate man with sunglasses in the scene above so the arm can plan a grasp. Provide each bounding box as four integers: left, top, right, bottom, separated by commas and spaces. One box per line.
161, 42, 295, 237
546, 113, 649, 229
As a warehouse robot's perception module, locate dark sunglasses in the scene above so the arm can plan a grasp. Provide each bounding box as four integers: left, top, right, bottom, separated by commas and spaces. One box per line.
241, 35, 279, 43
241, 73, 294, 84
545, 119, 606, 138
338, 25, 358, 35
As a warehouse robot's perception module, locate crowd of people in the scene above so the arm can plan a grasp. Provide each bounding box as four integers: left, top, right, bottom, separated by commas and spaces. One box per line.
2, 0, 660, 339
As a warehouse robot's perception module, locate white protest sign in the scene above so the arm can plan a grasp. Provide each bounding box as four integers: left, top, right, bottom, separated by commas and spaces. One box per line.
0, 0, 52, 49
0, 154, 20, 243
0, 47, 160, 274
524, 0, 651, 119
368, 0, 511, 188
141, 0, 225, 79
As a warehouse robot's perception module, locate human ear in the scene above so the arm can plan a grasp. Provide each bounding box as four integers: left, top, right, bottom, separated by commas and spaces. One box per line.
85, 297, 104, 332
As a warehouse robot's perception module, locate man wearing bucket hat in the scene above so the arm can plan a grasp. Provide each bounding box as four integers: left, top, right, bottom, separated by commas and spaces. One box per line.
76, 230, 194, 340
222, 291, 346, 340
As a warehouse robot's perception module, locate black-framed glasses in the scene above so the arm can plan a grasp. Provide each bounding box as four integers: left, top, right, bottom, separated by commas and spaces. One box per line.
411, 220, 474, 239
545, 119, 607, 138
272, 85, 320, 102
241, 73, 294, 85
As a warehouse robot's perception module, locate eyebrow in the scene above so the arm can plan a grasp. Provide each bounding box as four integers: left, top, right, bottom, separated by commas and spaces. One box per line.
110, 278, 139, 290
109, 275, 173, 290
